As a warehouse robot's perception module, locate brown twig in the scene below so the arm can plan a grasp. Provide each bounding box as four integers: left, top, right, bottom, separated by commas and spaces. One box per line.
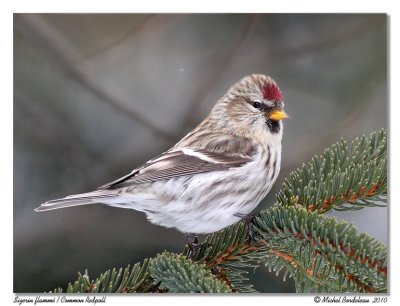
307, 182, 385, 213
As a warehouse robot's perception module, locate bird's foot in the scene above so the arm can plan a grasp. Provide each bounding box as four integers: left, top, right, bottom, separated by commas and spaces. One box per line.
185, 234, 207, 259
234, 212, 258, 243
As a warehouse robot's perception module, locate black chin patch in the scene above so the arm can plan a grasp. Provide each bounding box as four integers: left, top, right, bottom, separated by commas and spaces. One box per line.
266, 119, 281, 134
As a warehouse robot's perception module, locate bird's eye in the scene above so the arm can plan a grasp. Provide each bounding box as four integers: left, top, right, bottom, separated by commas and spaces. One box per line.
253, 102, 261, 109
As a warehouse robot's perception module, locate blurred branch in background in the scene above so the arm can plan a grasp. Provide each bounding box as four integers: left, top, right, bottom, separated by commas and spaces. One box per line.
79, 14, 158, 61
14, 14, 177, 141
179, 15, 255, 131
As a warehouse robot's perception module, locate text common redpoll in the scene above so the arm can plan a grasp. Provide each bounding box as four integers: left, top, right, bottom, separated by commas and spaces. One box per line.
35, 74, 288, 234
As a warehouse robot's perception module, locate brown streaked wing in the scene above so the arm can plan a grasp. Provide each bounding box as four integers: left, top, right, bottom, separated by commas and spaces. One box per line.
97, 148, 253, 190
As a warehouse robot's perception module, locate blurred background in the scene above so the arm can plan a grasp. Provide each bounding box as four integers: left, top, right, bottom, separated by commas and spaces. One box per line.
13, 14, 387, 293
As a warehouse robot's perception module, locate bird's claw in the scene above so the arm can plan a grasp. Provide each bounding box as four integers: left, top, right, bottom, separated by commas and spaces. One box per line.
234, 212, 258, 243
186, 234, 208, 259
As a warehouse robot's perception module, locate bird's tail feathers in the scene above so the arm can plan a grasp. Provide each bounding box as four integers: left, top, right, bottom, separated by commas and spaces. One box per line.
34, 191, 117, 212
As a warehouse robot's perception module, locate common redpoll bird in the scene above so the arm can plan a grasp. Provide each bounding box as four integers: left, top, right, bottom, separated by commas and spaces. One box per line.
35, 74, 288, 240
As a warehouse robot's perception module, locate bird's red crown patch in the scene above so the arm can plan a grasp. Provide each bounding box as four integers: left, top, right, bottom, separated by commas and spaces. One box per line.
263, 83, 283, 102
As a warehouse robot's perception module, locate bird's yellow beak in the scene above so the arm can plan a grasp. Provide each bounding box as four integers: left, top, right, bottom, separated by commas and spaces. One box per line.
268, 109, 289, 121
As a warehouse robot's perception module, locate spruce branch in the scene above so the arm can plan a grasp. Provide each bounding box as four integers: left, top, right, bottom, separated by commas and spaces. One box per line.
254, 206, 387, 292
50, 259, 156, 293
183, 222, 263, 292
149, 252, 232, 293
277, 130, 387, 213
48, 129, 387, 293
